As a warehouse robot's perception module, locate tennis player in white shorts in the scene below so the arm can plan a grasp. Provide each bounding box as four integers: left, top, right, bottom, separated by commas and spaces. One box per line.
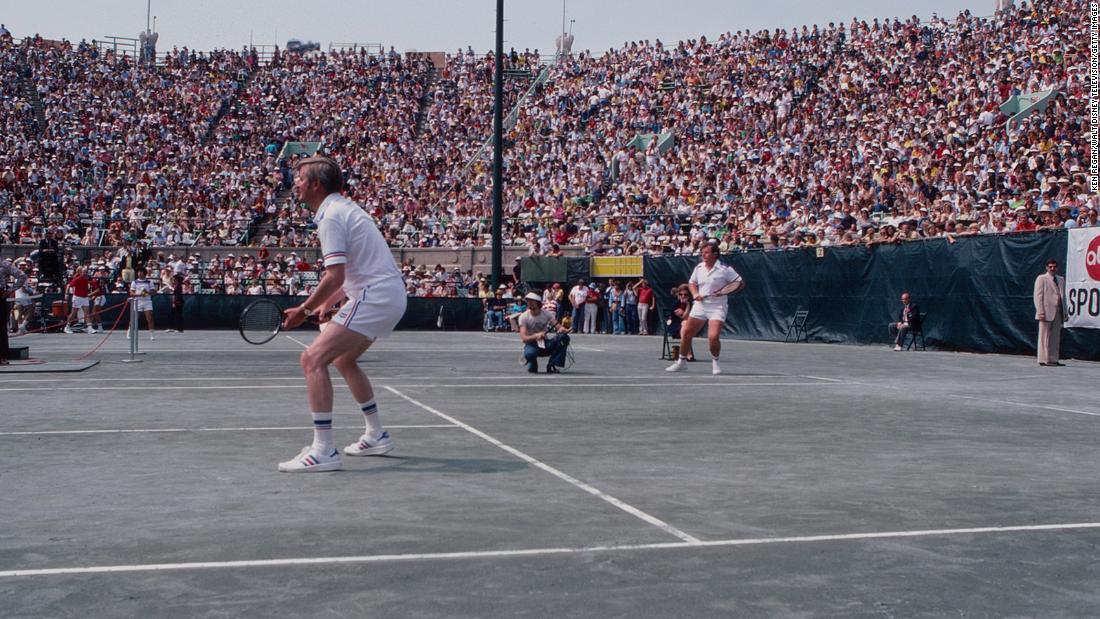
128, 267, 157, 340
279, 156, 407, 473
666, 241, 744, 375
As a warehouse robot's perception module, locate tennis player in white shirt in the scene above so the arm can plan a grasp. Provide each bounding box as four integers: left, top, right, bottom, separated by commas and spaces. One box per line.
666, 241, 744, 374
279, 156, 408, 472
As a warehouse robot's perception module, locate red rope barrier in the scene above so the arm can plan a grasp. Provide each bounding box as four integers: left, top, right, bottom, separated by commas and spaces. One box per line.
75, 298, 132, 361
10, 299, 131, 338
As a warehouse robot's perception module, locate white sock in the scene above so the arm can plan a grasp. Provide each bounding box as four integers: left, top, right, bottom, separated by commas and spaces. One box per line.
359, 399, 385, 437
311, 411, 334, 454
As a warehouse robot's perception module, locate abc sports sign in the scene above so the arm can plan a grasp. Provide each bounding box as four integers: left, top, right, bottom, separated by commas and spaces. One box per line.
1087, 234, 1100, 281
1066, 229, 1100, 328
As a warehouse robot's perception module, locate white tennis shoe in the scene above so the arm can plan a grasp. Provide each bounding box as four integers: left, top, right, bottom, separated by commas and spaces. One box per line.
344, 431, 394, 457
278, 446, 343, 472
712, 359, 722, 375
665, 358, 686, 372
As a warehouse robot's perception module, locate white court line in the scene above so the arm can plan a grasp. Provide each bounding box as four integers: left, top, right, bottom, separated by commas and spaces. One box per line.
801, 375, 847, 383
0, 377, 312, 383
0, 385, 307, 392
955, 395, 1100, 419
479, 332, 604, 352
0, 424, 458, 437
0, 381, 854, 393
285, 335, 310, 349
387, 382, 855, 389
0, 373, 790, 384
570, 345, 606, 353
17, 345, 524, 353
385, 386, 701, 544
5, 521, 1099, 578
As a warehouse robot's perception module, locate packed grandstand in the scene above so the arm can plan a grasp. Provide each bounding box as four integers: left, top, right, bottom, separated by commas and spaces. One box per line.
0, 0, 1093, 298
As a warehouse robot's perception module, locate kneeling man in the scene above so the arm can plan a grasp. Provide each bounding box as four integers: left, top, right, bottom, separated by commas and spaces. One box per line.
518, 292, 571, 373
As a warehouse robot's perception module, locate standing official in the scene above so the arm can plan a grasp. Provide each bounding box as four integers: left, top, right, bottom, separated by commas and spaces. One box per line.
1033, 258, 1066, 366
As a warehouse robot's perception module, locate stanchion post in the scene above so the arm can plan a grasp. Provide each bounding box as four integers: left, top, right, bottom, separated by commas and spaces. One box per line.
122, 300, 144, 363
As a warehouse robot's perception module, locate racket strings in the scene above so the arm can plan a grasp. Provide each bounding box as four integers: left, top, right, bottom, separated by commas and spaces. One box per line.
240, 301, 283, 344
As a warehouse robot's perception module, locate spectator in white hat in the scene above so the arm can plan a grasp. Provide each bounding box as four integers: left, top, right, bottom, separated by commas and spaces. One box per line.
518, 291, 571, 373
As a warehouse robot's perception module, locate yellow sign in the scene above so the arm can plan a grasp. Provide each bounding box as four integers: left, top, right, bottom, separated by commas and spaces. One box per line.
590, 256, 643, 278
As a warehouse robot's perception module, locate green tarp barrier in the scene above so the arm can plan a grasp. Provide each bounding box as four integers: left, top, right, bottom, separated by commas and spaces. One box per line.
37, 295, 486, 332
643, 231, 1100, 361
521, 256, 568, 283
519, 256, 589, 285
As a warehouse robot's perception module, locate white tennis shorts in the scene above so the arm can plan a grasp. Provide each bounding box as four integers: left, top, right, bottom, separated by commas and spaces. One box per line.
71, 295, 89, 309
93, 296, 106, 307
688, 299, 727, 322
134, 298, 153, 312
331, 279, 407, 341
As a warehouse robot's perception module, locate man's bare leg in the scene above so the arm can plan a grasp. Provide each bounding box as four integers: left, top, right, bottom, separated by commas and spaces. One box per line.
300, 322, 371, 412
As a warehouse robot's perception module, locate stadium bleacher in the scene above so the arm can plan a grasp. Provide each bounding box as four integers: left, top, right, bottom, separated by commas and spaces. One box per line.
0, 0, 1093, 299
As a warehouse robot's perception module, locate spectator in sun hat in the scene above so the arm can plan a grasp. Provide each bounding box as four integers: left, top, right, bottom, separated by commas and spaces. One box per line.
517, 291, 571, 373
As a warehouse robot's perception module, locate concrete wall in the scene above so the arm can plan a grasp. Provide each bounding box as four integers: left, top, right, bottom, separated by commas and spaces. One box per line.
1, 244, 585, 272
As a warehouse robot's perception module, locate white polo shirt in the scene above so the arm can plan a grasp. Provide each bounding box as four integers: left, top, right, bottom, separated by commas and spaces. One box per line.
130, 278, 156, 297
315, 193, 402, 297
689, 260, 742, 300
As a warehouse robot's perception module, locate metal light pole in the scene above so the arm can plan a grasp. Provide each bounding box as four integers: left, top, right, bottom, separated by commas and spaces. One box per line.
562, 0, 566, 45
491, 0, 504, 287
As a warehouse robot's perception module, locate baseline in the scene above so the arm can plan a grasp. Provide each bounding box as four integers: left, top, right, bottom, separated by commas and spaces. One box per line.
4, 521, 1098, 578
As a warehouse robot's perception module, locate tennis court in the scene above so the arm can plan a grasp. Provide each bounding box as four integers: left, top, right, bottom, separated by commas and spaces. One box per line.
2, 330, 1098, 617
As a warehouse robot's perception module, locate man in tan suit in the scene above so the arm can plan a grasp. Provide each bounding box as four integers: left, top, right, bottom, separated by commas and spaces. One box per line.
1033, 258, 1066, 366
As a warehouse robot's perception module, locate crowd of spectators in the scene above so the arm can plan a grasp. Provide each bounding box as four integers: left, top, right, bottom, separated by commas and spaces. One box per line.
0, 35, 275, 250
0, 0, 1094, 299
496, 0, 1093, 256
5, 239, 320, 299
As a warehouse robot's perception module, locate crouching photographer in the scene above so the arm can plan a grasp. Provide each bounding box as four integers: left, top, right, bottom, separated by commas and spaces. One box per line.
517, 292, 571, 374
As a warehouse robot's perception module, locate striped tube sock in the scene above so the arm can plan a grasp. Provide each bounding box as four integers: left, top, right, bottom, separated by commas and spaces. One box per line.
311, 412, 334, 454
359, 399, 384, 437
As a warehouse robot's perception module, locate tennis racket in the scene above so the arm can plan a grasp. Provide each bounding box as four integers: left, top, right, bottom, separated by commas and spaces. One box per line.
709, 277, 744, 298
239, 299, 284, 345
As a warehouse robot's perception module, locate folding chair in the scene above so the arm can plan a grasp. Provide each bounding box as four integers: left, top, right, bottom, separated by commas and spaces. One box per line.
784, 309, 809, 343
905, 312, 927, 351
660, 318, 681, 360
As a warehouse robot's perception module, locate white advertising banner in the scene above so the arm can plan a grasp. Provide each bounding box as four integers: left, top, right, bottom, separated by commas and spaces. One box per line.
1065, 227, 1100, 329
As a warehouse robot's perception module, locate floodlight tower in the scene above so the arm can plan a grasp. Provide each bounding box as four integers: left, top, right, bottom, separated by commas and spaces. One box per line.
139, 0, 159, 65
491, 0, 504, 287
